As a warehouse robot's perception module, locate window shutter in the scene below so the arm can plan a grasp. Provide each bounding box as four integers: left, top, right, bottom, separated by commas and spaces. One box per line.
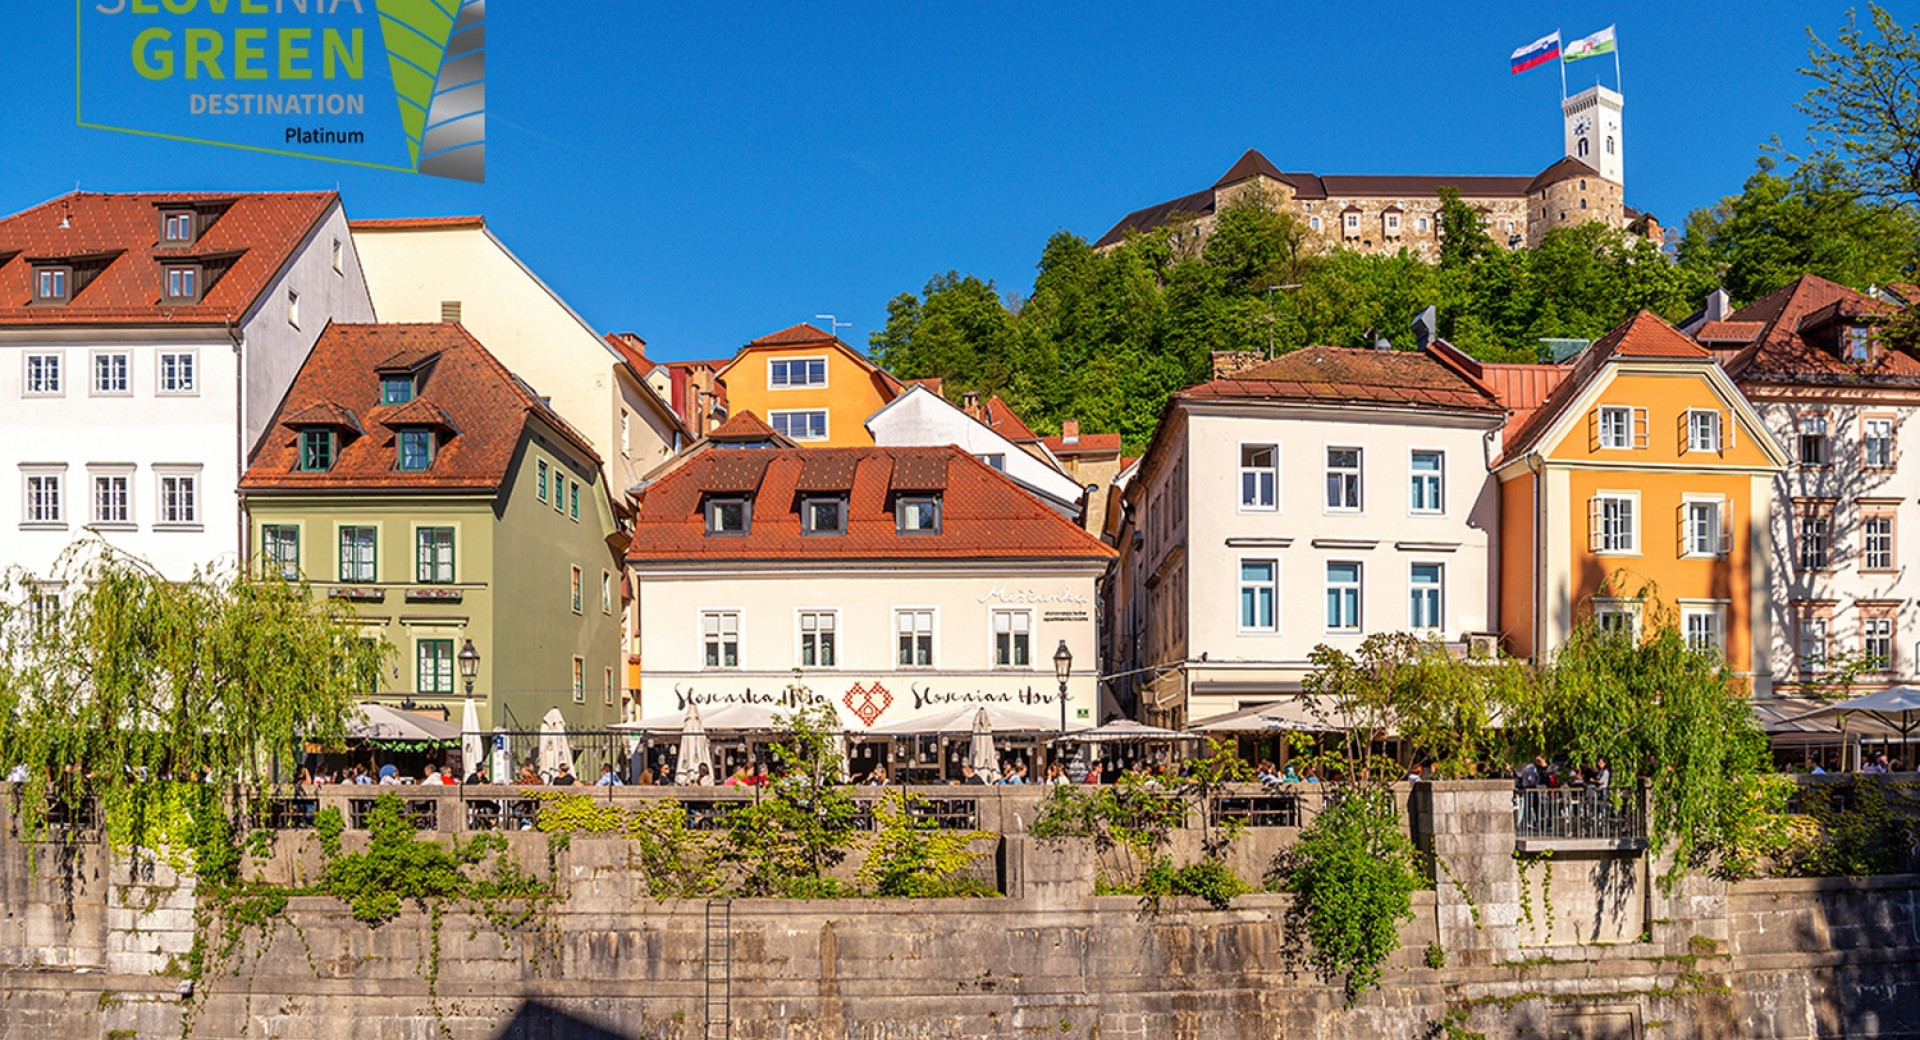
1720, 503, 1734, 555
1622, 497, 1636, 551
1677, 412, 1690, 454
1588, 497, 1603, 552
1588, 409, 1600, 452
1722, 410, 1735, 451
1632, 407, 1650, 449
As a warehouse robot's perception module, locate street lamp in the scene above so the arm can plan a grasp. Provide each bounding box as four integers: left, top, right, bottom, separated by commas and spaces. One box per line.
457, 640, 482, 778
457, 639, 481, 696
1053, 640, 1073, 735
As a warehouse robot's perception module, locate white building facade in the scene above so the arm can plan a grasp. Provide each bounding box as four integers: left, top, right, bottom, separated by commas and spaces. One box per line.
1119, 345, 1506, 726
0, 191, 374, 580
865, 384, 1086, 519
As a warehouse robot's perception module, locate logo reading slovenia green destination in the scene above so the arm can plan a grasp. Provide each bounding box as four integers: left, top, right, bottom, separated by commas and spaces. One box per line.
78, 0, 486, 183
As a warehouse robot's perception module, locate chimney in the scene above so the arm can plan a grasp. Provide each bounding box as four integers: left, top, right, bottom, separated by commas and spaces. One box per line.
1062, 420, 1080, 445
612, 332, 648, 357
962, 391, 983, 420
1706, 288, 1731, 323
1410, 305, 1438, 349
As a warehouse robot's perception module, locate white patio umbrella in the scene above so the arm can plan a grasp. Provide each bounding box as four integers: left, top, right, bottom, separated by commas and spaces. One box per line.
538, 707, 573, 780
968, 707, 1000, 779
460, 696, 483, 778
676, 702, 713, 784
1787, 687, 1920, 768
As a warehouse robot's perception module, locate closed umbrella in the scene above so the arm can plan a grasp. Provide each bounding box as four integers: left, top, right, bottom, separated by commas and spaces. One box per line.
676, 702, 712, 784
538, 707, 572, 780
969, 707, 999, 780
460, 696, 483, 779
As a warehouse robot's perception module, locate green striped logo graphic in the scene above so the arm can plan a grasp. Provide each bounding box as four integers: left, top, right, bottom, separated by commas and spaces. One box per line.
376, 0, 486, 182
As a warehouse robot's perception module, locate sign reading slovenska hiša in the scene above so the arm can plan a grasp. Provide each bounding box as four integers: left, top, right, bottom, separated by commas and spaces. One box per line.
78, 0, 486, 182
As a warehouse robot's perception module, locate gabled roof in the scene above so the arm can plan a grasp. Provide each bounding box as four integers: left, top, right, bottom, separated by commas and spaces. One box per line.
1177, 345, 1505, 414
0, 191, 337, 326
281, 400, 363, 434
1719, 274, 1915, 384
1479, 363, 1570, 441
717, 322, 906, 397
242, 323, 600, 494
748, 322, 838, 347
982, 396, 1039, 441
1043, 432, 1123, 456
348, 215, 486, 231
604, 332, 658, 376
627, 446, 1113, 564
1693, 321, 1765, 344
1499, 311, 1721, 460
707, 409, 791, 445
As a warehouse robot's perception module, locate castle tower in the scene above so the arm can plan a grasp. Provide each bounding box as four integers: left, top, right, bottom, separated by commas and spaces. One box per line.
1562, 85, 1623, 186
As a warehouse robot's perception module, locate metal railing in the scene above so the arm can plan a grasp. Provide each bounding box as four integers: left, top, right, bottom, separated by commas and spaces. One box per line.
1515, 787, 1644, 843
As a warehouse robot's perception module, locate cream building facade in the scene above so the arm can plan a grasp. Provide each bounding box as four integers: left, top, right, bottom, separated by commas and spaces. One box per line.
1115, 343, 1507, 727
350, 217, 684, 497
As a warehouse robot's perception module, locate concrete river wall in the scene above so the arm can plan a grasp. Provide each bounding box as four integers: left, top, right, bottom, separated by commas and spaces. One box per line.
0, 781, 1915, 1039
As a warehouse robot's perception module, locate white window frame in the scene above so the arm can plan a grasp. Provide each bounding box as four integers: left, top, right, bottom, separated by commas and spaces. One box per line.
89, 465, 134, 527
769, 409, 829, 442
601, 570, 613, 615
895, 607, 936, 668
157, 350, 198, 396
1238, 558, 1280, 633
1796, 613, 1830, 674
572, 657, 586, 703
1863, 416, 1896, 470
1409, 561, 1444, 632
1798, 414, 1831, 467
1325, 445, 1363, 513
1589, 491, 1639, 555
1238, 442, 1279, 512
1680, 496, 1730, 559
1863, 614, 1896, 673
570, 565, 583, 615
798, 609, 839, 669
991, 608, 1033, 668
1679, 602, 1727, 655
1864, 512, 1896, 572
1408, 449, 1444, 515
702, 610, 743, 669
1596, 405, 1639, 450
768, 356, 829, 389
91, 351, 130, 397
1798, 505, 1834, 573
23, 353, 63, 397
21, 466, 66, 527
1592, 597, 1643, 640
1325, 560, 1363, 634
1685, 409, 1721, 453
154, 466, 201, 528
287, 289, 300, 329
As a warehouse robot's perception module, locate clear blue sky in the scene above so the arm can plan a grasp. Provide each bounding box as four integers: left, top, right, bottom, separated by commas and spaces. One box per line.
0, 1, 1877, 361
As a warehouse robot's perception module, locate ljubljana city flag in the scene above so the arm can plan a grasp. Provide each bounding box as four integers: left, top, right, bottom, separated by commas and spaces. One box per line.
1564, 26, 1618, 63
1510, 32, 1562, 75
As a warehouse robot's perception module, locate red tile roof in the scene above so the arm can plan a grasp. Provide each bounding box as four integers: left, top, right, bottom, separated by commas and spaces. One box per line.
982, 396, 1039, 441
242, 323, 599, 493
1043, 432, 1123, 456
627, 446, 1113, 563
1693, 320, 1765, 344
0, 191, 338, 326
1178, 346, 1505, 413
707, 409, 784, 443
749, 322, 836, 346
1720, 274, 1915, 383
604, 332, 658, 376
1499, 311, 1713, 460
349, 216, 486, 231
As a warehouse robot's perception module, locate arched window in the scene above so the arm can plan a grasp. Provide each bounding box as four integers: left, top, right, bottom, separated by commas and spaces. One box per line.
1606, 136, 1615, 155
1580, 199, 1588, 210
1577, 138, 1590, 158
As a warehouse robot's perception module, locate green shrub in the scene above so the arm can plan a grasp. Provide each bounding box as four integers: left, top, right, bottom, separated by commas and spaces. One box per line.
1273, 789, 1423, 1005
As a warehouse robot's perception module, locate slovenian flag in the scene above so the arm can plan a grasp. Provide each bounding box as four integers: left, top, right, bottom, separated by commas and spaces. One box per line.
1510, 32, 1561, 75
1564, 26, 1617, 63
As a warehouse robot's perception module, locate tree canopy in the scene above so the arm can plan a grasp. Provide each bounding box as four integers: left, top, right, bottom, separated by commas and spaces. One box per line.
1800, 3, 1920, 206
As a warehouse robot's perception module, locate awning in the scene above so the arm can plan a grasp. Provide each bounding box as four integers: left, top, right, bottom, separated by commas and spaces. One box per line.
612, 702, 851, 733
347, 702, 462, 743
1784, 686, 1920, 741
872, 705, 1071, 736
1188, 697, 1370, 733
1073, 719, 1202, 743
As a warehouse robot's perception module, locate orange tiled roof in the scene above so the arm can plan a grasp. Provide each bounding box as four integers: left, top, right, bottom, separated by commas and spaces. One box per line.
1178, 345, 1504, 413
626, 446, 1114, 563
1693, 320, 1764, 344
1721, 274, 1915, 383
1043, 432, 1123, 456
1500, 311, 1713, 460
0, 191, 337, 326
707, 409, 782, 442
982, 397, 1039, 441
748, 322, 836, 347
349, 215, 486, 231
604, 332, 658, 376
242, 323, 599, 493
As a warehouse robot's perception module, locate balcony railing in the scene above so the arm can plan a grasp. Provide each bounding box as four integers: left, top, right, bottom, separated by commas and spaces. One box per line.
1515, 787, 1646, 850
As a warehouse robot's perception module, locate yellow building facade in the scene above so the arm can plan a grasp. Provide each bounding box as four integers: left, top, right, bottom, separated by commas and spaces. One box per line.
715, 324, 901, 447
1493, 312, 1790, 692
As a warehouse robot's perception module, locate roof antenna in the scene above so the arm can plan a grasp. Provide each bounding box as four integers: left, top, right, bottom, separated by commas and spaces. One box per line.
814, 314, 852, 341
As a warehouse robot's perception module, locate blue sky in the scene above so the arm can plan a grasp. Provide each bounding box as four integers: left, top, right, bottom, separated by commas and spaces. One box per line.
0, 1, 1881, 361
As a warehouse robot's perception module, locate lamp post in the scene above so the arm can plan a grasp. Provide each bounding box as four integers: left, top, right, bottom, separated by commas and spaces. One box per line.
457, 639, 481, 776
1053, 640, 1073, 736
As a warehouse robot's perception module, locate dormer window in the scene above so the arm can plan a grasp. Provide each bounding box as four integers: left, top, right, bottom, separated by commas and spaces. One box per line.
164, 265, 199, 301
802, 495, 845, 535
381, 374, 415, 404
160, 210, 195, 245
896, 495, 940, 534
299, 429, 336, 472
1849, 326, 1872, 362
35, 267, 69, 302
706, 496, 750, 535
396, 429, 435, 471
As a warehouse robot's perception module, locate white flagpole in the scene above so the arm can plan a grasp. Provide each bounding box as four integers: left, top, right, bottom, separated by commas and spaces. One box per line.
1558, 30, 1567, 100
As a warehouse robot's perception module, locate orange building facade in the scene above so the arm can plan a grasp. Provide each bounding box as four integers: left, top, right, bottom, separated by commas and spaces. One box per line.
1491, 312, 1791, 693
715, 324, 902, 447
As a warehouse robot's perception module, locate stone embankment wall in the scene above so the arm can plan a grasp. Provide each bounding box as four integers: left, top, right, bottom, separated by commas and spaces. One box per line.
0, 781, 1915, 1040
